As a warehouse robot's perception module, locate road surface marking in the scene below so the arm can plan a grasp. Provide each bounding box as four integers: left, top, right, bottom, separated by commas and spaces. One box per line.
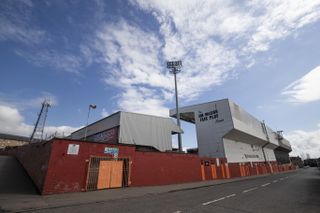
226, 194, 236, 198
273, 180, 278, 183
202, 197, 226, 206
261, 183, 271, 187
173, 211, 181, 213
243, 187, 258, 193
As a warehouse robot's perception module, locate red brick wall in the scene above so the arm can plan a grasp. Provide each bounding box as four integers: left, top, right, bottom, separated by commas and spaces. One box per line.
8, 139, 295, 195
42, 139, 205, 194
130, 151, 202, 186
42, 139, 136, 194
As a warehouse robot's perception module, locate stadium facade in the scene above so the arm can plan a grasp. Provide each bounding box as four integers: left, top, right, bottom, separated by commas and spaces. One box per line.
4, 99, 294, 195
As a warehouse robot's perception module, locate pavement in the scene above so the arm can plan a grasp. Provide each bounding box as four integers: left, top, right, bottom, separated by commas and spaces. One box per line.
0, 156, 301, 213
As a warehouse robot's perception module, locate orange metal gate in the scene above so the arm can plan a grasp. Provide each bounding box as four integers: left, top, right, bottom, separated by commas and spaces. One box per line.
86, 157, 129, 191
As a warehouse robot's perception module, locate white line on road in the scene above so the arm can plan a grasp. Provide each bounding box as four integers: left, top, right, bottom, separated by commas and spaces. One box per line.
261, 183, 271, 187
226, 194, 236, 198
273, 180, 278, 183
173, 211, 181, 213
202, 197, 226, 206
243, 187, 258, 193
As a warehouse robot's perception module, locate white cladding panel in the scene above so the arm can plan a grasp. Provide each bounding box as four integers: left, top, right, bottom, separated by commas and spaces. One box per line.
191, 99, 234, 158
70, 112, 120, 140
119, 112, 181, 151
170, 99, 291, 160
279, 137, 291, 150
265, 126, 280, 146
264, 147, 277, 161
229, 101, 279, 147
224, 138, 276, 163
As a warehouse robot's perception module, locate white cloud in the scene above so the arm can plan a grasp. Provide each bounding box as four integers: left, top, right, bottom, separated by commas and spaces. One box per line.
0, 1, 93, 73
0, 92, 58, 111
131, 0, 241, 99
95, 18, 239, 116
15, 49, 83, 73
132, 0, 320, 54
96, 20, 171, 89
93, 0, 320, 116
0, 105, 78, 138
0, 0, 46, 45
3, 1, 320, 116
286, 125, 320, 159
245, 1, 320, 53
282, 65, 320, 103
101, 108, 109, 117
95, 20, 173, 116
43, 126, 78, 138
0, 94, 74, 138
118, 87, 169, 116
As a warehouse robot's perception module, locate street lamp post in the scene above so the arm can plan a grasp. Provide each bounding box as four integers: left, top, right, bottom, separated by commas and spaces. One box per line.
84, 104, 96, 141
167, 60, 183, 152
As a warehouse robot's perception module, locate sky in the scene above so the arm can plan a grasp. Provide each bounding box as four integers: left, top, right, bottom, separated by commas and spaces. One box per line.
0, 0, 320, 158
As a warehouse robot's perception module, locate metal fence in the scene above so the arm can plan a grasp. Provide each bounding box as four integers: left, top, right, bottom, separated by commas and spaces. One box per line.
86, 156, 129, 191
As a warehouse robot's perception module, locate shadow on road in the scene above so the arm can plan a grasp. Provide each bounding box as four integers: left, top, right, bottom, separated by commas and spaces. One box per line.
0, 155, 38, 195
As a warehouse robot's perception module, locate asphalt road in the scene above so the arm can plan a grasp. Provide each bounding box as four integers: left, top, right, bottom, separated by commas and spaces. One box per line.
28, 167, 320, 213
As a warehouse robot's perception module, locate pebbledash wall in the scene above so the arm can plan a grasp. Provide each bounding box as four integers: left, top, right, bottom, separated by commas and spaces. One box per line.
8, 138, 295, 195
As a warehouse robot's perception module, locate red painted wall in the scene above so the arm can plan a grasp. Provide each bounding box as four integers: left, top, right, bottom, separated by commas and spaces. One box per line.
7, 142, 52, 193
130, 151, 202, 186
228, 163, 241, 178
40, 139, 206, 194
200, 158, 228, 180
42, 139, 135, 194
8, 139, 295, 195
227, 161, 294, 178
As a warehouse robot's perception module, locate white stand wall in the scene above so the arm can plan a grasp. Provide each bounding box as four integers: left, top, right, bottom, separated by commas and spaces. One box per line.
223, 138, 276, 163
193, 99, 234, 158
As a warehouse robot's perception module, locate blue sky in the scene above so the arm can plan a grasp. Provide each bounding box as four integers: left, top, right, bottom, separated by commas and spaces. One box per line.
0, 0, 320, 158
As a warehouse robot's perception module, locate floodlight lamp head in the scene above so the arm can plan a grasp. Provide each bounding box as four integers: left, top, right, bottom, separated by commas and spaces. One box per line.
171, 68, 181, 74
89, 104, 97, 109
43, 99, 51, 107
167, 60, 182, 68
167, 60, 182, 74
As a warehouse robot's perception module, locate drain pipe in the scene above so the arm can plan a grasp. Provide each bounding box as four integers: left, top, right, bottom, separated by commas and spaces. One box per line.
261, 120, 272, 174
261, 142, 269, 163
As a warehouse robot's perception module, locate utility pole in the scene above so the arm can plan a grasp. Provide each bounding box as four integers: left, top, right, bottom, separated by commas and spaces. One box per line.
167, 60, 183, 152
